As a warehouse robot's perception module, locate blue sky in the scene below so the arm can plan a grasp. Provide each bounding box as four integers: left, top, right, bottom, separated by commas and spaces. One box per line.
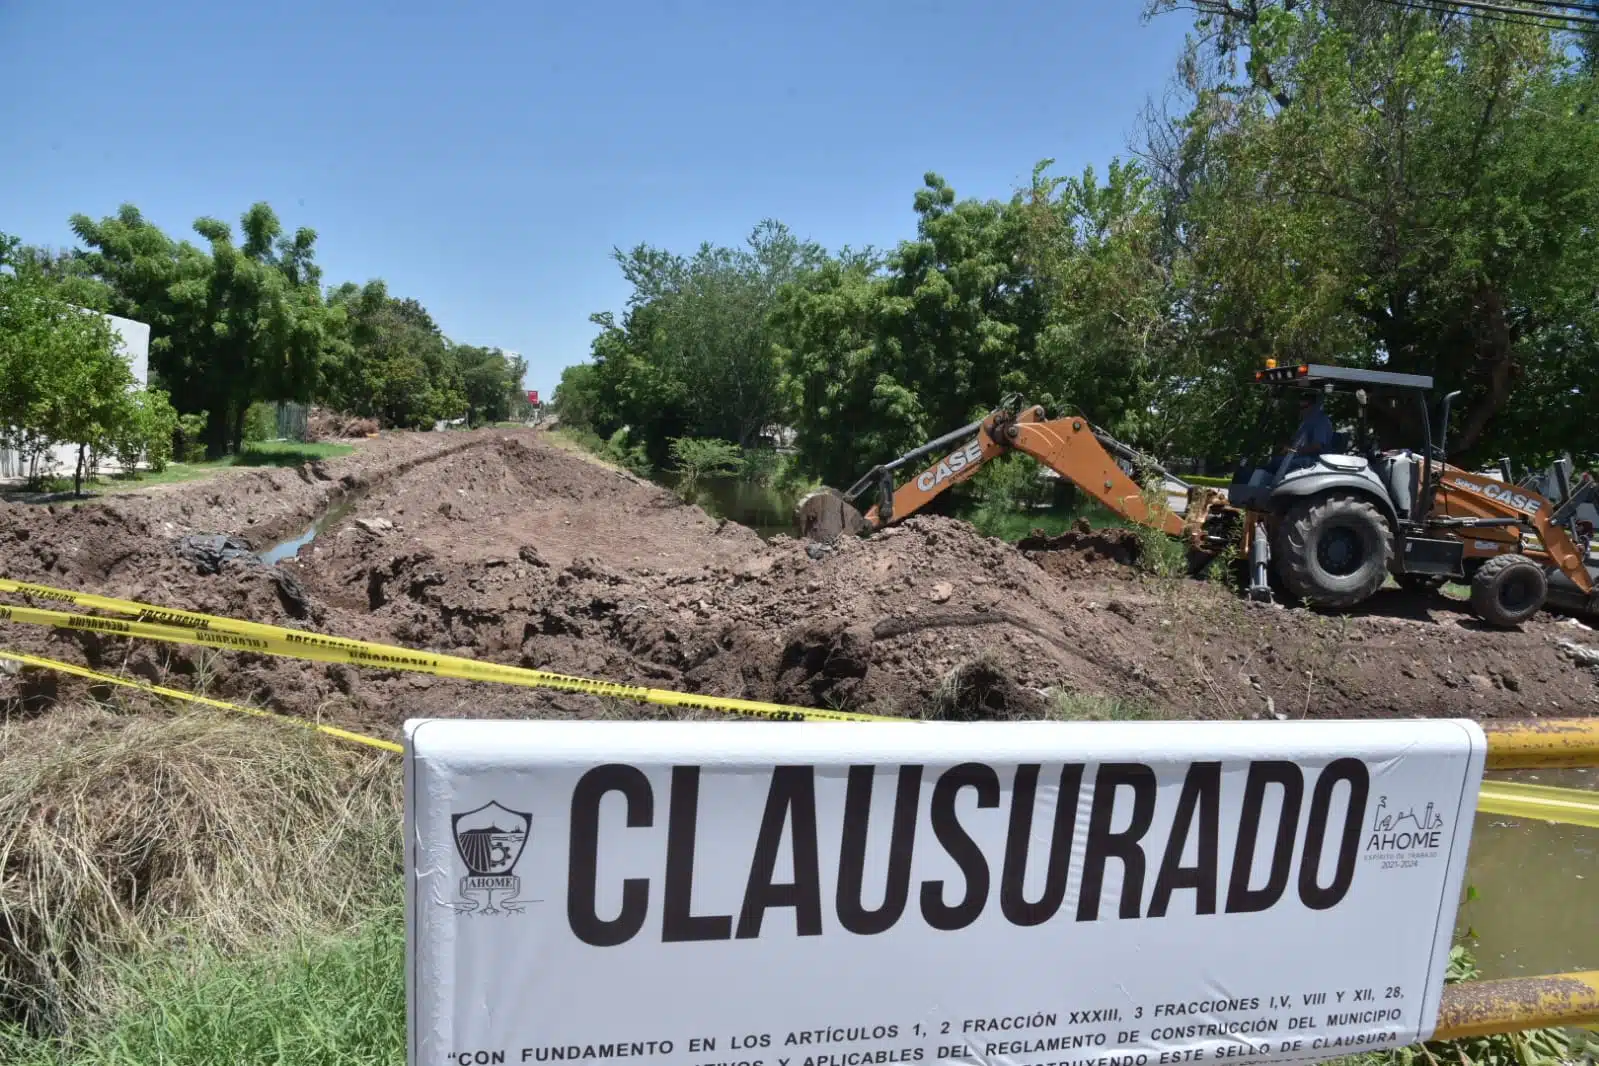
1, 1, 1193, 397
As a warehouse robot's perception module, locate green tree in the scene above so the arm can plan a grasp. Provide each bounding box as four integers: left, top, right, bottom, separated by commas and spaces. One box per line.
0, 237, 130, 491
70, 202, 337, 455
322, 282, 464, 428
1147, 0, 1599, 467
552, 362, 604, 429
452, 344, 521, 425
583, 221, 824, 463
774, 166, 1175, 487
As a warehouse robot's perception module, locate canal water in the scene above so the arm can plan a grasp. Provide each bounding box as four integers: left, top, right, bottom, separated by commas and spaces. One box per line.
257, 493, 364, 565
1459, 766, 1599, 979
681, 477, 798, 540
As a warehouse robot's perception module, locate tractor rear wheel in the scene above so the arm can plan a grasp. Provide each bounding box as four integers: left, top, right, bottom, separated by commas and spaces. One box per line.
1468, 554, 1547, 628
1275, 493, 1392, 609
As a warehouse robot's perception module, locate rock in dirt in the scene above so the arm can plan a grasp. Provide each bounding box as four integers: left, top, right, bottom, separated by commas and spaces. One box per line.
733, 556, 777, 582
354, 517, 394, 535
1559, 640, 1599, 669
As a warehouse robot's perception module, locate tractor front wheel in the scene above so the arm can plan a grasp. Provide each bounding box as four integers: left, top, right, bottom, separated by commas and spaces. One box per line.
1468, 554, 1547, 628
1275, 493, 1393, 609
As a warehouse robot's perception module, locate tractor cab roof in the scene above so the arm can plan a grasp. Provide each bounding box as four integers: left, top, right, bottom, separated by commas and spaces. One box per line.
1253, 363, 1434, 393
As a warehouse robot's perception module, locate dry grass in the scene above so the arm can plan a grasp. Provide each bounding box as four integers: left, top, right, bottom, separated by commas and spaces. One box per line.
0, 697, 399, 1037
925, 653, 1040, 721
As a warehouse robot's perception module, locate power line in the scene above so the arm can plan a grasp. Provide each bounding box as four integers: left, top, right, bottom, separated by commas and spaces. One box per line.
1500, 0, 1599, 16
1424, 0, 1599, 27
1370, 0, 1599, 31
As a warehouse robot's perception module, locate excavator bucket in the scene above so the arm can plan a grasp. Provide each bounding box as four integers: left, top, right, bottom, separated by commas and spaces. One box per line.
795, 487, 867, 543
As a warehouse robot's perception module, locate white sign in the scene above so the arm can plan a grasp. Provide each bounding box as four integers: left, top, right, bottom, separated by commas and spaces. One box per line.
405, 720, 1484, 1066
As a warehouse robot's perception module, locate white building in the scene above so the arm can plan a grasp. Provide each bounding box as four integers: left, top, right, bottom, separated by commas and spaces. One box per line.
0, 311, 151, 481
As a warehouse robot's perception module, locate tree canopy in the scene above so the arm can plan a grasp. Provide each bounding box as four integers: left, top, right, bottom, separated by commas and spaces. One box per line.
559, 0, 1597, 481
5, 203, 530, 456
556, 222, 824, 466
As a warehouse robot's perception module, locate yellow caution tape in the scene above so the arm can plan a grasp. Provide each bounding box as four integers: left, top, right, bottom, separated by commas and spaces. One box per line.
7, 646, 1598, 828
1477, 779, 1599, 830
0, 649, 402, 754
0, 579, 895, 724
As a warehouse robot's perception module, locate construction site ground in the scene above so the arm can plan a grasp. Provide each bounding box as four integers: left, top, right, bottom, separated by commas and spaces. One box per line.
2, 427, 1596, 737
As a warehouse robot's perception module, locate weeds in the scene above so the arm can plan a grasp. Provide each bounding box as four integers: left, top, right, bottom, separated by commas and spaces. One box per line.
1050, 690, 1154, 721
926, 654, 1030, 721
1330, 946, 1586, 1066
550, 427, 652, 478
0, 699, 399, 1036
0, 901, 405, 1065
1132, 480, 1189, 578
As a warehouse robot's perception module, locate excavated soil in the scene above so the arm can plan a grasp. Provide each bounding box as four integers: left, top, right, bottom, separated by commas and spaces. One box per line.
2, 428, 1596, 738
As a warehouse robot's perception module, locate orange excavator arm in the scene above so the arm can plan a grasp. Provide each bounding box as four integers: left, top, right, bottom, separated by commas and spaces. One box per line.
1008, 416, 1187, 538
1438, 466, 1595, 595
861, 406, 1041, 527
856, 402, 1190, 540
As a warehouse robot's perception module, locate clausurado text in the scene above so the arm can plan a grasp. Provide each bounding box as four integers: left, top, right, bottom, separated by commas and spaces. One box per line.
565, 758, 1374, 947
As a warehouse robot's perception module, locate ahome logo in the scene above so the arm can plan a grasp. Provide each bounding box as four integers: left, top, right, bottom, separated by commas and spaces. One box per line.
1365, 795, 1445, 854
448, 801, 533, 915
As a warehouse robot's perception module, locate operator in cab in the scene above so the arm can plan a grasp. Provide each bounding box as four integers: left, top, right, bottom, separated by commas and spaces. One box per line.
1277, 391, 1335, 477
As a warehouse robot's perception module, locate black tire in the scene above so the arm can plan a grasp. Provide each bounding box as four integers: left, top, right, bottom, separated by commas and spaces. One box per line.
1468, 554, 1547, 627
1397, 573, 1448, 594
1274, 493, 1392, 608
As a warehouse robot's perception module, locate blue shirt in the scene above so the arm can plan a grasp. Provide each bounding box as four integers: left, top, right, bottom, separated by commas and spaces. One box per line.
1290, 406, 1336, 454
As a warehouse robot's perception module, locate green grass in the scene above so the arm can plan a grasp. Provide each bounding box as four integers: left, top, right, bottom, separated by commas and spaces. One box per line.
0, 903, 405, 1066
962, 501, 1133, 542
232, 440, 356, 465
1051, 690, 1156, 721
8, 442, 358, 500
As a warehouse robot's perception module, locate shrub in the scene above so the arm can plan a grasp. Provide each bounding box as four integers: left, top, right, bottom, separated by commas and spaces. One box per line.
603, 428, 652, 478
739, 448, 782, 487
141, 390, 178, 472
668, 437, 742, 501
243, 401, 277, 443
176, 411, 208, 463
108, 389, 179, 476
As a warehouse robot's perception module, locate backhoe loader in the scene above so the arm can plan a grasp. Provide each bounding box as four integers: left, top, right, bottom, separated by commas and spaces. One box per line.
796, 369, 1598, 628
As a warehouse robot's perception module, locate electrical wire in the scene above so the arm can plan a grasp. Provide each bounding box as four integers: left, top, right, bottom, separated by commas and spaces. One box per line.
1420, 0, 1599, 28
1369, 0, 1599, 31
1496, 0, 1599, 15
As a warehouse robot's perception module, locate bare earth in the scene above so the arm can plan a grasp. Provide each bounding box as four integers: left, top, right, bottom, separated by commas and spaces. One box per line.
1, 428, 1595, 740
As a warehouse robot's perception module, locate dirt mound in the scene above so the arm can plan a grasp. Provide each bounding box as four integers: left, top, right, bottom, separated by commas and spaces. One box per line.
1019, 526, 1143, 579
3, 428, 1596, 740
306, 407, 379, 441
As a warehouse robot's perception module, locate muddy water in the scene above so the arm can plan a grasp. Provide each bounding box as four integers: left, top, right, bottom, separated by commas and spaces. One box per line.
1458, 767, 1599, 978
688, 477, 797, 540
257, 494, 363, 565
